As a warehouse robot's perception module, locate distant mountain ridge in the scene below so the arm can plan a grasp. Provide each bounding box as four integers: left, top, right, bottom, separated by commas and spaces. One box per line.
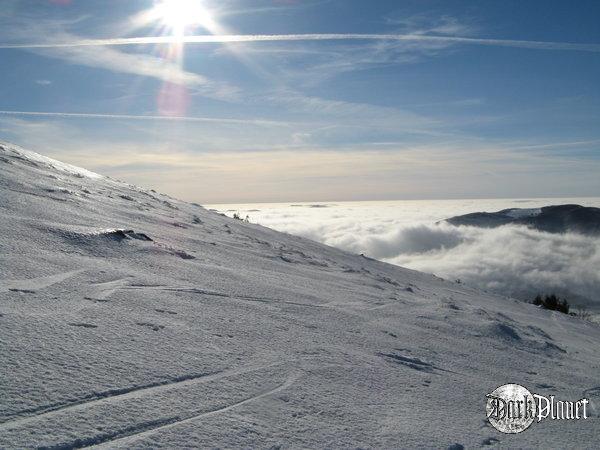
445, 204, 600, 235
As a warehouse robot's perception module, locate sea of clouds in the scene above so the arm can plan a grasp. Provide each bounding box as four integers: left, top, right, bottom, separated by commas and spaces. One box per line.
211, 198, 600, 311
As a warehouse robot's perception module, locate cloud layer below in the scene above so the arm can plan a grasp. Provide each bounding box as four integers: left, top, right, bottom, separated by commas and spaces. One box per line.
213, 198, 600, 310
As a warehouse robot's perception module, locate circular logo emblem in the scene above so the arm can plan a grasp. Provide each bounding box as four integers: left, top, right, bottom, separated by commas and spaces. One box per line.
486, 384, 536, 434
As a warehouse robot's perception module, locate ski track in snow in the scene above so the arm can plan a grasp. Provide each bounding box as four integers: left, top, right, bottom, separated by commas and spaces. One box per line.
85, 373, 298, 449
0, 359, 282, 431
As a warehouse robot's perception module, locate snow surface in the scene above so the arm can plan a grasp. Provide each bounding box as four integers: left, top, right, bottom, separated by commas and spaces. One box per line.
1, 142, 599, 448
503, 208, 542, 219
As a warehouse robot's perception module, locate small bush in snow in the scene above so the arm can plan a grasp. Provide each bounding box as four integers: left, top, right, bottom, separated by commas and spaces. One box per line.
570, 307, 592, 321
232, 212, 250, 222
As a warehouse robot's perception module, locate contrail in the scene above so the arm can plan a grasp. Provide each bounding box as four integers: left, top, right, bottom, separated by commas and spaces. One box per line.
0, 33, 599, 52
0, 110, 289, 126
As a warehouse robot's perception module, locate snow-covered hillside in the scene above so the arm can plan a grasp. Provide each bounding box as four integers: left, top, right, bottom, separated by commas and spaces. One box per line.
1, 141, 599, 449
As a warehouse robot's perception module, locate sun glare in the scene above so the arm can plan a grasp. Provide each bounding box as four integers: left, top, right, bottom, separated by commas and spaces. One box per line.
129, 0, 225, 116
152, 0, 216, 37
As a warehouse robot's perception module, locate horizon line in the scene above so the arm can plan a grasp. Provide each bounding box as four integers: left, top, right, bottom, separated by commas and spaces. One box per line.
204, 194, 600, 206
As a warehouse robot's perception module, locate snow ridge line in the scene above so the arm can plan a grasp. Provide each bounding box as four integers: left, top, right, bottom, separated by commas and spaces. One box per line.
47, 373, 299, 450
0, 269, 84, 293
122, 285, 326, 308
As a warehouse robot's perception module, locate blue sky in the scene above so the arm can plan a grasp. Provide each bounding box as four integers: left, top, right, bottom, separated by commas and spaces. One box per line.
0, 0, 599, 203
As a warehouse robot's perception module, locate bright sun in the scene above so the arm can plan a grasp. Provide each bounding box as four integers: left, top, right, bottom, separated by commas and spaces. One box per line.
152, 0, 216, 37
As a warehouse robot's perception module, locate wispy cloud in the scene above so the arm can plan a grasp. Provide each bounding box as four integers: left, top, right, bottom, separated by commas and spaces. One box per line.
1, 33, 599, 52
260, 89, 446, 138
385, 14, 477, 37
0, 110, 290, 127
503, 139, 600, 151
267, 39, 454, 86
218, 0, 333, 18
48, 41, 210, 85
0, 16, 236, 100
6, 31, 594, 94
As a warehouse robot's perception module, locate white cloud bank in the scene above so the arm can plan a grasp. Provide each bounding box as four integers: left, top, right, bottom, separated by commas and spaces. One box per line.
214, 199, 600, 310
382, 224, 600, 306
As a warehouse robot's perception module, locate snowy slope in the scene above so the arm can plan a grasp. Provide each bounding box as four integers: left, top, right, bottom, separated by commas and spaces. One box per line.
1, 141, 599, 449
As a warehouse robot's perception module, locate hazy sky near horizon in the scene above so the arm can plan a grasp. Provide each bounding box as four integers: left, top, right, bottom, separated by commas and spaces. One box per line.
0, 0, 599, 203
